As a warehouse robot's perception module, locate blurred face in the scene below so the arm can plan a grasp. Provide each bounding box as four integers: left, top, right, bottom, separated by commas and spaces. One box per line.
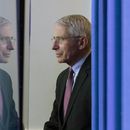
52, 24, 81, 66
0, 24, 14, 63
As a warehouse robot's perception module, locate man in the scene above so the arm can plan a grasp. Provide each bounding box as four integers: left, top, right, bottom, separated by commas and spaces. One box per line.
44, 14, 91, 130
0, 17, 19, 130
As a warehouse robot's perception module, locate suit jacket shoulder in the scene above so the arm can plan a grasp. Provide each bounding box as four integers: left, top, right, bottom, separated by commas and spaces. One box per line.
0, 68, 12, 92
0, 68, 19, 130
0, 68, 11, 79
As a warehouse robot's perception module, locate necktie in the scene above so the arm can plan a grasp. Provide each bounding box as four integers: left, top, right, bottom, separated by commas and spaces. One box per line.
63, 68, 74, 117
0, 88, 3, 119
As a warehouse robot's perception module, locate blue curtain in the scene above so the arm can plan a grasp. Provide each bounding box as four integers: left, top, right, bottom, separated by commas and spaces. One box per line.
92, 0, 130, 130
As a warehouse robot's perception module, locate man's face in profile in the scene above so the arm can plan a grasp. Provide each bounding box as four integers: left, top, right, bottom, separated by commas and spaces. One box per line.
0, 23, 14, 63
52, 24, 80, 66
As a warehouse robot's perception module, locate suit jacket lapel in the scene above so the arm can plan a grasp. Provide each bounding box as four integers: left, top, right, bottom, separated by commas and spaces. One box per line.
63, 54, 91, 125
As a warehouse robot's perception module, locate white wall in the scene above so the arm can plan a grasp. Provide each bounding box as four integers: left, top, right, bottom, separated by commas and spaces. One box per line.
0, 0, 19, 115
27, 0, 91, 129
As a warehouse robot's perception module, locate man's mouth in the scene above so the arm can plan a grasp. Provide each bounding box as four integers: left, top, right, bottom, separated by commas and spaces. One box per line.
56, 53, 61, 57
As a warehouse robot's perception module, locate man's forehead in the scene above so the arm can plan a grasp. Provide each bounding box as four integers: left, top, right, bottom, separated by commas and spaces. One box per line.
0, 24, 13, 36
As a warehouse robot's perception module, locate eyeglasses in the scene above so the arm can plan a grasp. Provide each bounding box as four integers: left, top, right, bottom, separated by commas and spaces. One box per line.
0, 36, 16, 44
51, 36, 82, 43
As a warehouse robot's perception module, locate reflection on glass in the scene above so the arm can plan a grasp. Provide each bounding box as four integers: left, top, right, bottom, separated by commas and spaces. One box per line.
0, 17, 19, 130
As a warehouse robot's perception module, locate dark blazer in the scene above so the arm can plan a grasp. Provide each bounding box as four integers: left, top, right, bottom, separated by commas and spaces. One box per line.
44, 54, 91, 130
0, 69, 19, 130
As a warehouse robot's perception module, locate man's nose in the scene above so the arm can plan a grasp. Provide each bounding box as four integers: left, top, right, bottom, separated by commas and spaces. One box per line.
52, 41, 59, 50
7, 40, 15, 50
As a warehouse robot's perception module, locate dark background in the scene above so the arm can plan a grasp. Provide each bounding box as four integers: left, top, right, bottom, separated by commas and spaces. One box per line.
17, 0, 25, 129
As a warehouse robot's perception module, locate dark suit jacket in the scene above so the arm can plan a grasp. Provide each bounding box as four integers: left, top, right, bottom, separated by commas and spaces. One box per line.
44, 54, 91, 130
0, 69, 19, 130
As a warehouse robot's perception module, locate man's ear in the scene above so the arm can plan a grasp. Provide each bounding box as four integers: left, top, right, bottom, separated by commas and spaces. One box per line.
78, 37, 88, 50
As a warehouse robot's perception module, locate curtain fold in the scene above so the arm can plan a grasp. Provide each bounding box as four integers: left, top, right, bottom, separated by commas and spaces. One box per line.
92, 0, 130, 130
122, 0, 130, 130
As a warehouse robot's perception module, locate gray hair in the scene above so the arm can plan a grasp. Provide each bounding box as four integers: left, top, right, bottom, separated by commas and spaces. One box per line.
0, 17, 11, 28
56, 14, 91, 47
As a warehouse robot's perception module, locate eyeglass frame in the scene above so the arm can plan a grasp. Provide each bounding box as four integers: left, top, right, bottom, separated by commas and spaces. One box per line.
51, 36, 83, 43
0, 36, 16, 44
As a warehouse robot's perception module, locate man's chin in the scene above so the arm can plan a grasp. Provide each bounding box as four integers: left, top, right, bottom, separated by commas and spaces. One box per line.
0, 59, 9, 63
58, 60, 63, 63
57, 59, 64, 63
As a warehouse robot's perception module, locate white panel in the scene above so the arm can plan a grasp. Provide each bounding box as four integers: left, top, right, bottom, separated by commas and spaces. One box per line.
29, 0, 91, 129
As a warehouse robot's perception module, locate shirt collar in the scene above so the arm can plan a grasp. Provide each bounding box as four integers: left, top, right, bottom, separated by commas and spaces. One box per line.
71, 55, 87, 76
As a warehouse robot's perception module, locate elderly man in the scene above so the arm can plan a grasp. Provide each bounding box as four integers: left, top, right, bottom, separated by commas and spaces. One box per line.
44, 14, 91, 130
0, 17, 19, 130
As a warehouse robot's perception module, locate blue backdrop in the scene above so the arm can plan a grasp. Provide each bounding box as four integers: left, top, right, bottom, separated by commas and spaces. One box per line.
92, 0, 130, 130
